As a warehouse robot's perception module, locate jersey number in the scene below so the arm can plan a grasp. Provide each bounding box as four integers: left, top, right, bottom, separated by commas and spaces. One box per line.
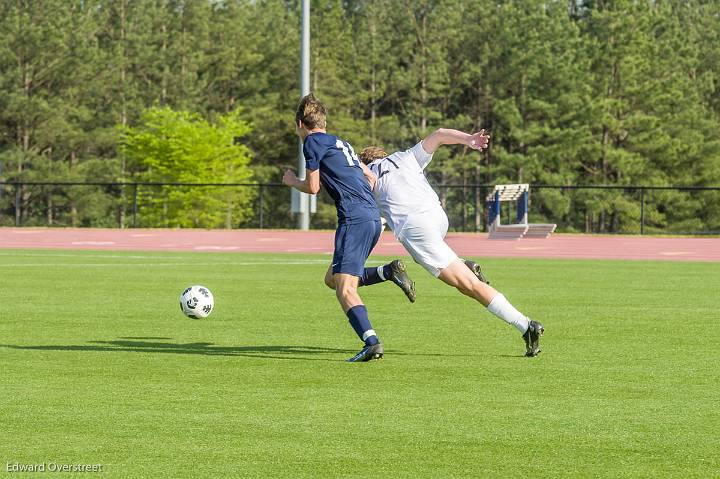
336, 140, 360, 167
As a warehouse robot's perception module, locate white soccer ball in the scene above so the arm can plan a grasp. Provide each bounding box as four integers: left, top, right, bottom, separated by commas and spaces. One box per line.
179, 285, 214, 319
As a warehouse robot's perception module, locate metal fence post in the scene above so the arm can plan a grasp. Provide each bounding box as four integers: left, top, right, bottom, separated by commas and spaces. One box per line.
132, 183, 138, 228
259, 184, 264, 228
640, 187, 645, 235
14, 182, 21, 226
473, 186, 479, 232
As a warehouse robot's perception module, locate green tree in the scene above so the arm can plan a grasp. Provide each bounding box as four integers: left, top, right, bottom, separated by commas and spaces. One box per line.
0, 0, 118, 226
120, 107, 254, 228
578, 0, 720, 233
348, 0, 402, 146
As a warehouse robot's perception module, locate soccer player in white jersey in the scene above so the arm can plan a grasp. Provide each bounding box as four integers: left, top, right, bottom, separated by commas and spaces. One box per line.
359, 129, 544, 356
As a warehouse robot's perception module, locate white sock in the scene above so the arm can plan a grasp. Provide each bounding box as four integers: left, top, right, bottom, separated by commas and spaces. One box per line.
377, 265, 386, 281
486, 293, 529, 334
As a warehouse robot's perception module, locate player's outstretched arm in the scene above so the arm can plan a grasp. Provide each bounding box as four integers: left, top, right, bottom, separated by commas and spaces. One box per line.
282, 168, 320, 195
421, 128, 490, 154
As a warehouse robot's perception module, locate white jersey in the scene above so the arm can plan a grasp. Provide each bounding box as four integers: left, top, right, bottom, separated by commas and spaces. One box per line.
367, 142, 444, 239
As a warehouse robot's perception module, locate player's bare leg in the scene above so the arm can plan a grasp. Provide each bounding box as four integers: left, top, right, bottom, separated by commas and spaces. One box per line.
333, 272, 363, 312
437, 259, 543, 356
324, 265, 337, 290
437, 259, 496, 305
324, 262, 415, 303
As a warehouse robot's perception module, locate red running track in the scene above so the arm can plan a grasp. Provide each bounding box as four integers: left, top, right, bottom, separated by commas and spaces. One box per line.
1, 227, 718, 262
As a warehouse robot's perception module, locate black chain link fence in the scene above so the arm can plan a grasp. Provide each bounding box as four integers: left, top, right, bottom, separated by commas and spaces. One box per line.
1, 181, 719, 235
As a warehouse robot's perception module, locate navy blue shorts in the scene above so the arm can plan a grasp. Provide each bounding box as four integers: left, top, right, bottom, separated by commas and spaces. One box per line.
332, 219, 382, 276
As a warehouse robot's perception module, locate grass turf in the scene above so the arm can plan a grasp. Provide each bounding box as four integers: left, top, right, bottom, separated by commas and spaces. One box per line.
0, 249, 717, 478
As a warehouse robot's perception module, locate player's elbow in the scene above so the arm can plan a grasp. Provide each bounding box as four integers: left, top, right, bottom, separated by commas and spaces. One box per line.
309, 183, 320, 195
435, 128, 453, 142
422, 129, 446, 153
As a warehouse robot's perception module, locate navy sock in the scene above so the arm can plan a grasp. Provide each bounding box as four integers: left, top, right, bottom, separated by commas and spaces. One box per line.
346, 305, 379, 346
358, 264, 393, 286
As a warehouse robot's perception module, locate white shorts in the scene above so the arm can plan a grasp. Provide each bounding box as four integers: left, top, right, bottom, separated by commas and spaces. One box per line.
397, 209, 458, 277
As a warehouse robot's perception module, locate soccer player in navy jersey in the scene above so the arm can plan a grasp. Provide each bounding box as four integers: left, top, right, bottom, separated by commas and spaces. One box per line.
282, 93, 415, 362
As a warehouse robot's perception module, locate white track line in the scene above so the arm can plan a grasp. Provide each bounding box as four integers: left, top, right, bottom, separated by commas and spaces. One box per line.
2, 261, 330, 267
0, 251, 328, 262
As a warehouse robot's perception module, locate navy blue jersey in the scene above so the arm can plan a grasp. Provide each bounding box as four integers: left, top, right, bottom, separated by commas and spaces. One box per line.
303, 132, 379, 224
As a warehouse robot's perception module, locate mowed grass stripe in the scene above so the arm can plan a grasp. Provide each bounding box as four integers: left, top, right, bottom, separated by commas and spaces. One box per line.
0, 250, 717, 478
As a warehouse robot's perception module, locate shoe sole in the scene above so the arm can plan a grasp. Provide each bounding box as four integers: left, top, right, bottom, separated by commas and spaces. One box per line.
525, 323, 544, 357
347, 345, 384, 362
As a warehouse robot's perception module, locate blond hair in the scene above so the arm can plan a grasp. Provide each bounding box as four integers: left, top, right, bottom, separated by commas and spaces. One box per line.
295, 93, 326, 129
359, 146, 388, 164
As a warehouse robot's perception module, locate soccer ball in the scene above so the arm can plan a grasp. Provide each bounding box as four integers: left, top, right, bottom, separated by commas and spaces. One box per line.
179, 285, 214, 319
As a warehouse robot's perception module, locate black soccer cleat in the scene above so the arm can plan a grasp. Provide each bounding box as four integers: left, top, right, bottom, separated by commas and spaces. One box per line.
522, 320, 544, 357
346, 342, 384, 362
463, 259, 490, 285
389, 259, 416, 303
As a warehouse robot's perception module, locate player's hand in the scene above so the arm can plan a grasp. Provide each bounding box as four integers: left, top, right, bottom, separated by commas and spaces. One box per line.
468, 129, 490, 150
282, 169, 298, 187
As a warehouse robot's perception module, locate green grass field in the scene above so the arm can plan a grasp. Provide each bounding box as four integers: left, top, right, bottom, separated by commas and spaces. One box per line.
1, 249, 718, 478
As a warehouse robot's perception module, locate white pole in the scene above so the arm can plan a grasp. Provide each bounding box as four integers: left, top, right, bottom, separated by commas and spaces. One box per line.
297, 0, 311, 230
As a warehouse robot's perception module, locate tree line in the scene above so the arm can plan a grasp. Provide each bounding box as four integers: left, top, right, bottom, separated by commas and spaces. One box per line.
1, 0, 718, 233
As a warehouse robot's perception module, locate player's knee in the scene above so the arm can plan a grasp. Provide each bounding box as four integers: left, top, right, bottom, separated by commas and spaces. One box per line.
324, 273, 336, 290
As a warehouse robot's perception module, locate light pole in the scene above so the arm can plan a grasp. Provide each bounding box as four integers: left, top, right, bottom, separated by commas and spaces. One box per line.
296, 0, 311, 230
